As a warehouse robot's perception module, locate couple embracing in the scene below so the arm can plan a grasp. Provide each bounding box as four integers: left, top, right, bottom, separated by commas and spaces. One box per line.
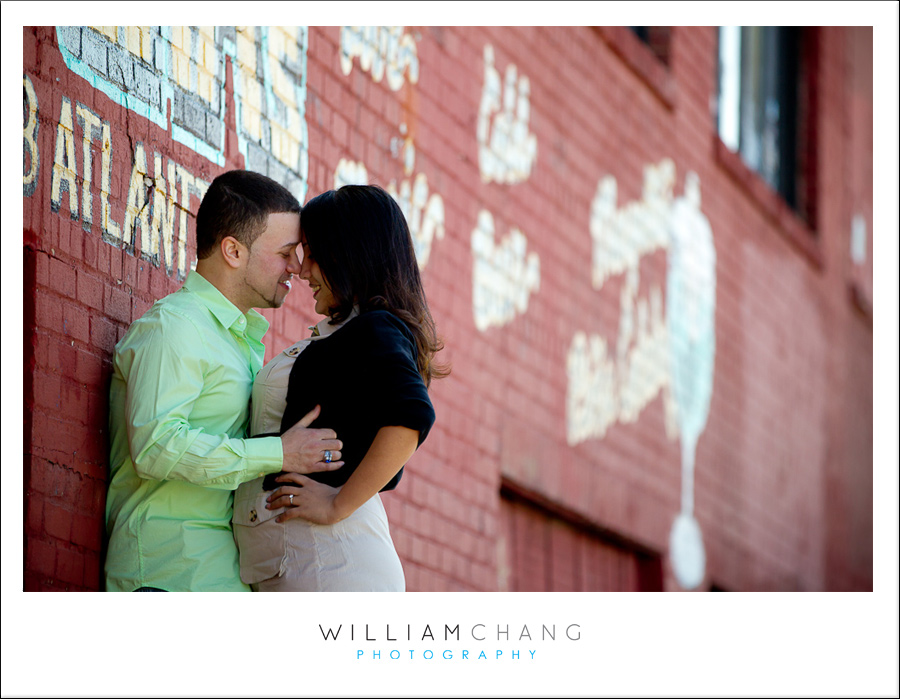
104, 170, 445, 591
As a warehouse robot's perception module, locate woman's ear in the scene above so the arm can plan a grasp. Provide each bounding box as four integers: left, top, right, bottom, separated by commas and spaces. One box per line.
220, 236, 247, 269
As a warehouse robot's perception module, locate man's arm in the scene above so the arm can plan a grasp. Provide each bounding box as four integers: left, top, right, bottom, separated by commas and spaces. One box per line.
117, 312, 340, 489
280, 405, 344, 474
268, 425, 417, 524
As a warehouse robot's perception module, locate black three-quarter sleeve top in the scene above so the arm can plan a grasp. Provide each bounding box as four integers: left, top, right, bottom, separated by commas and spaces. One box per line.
263, 309, 436, 492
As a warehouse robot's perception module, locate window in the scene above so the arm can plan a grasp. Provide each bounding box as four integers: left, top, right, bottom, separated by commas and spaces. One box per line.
630, 26, 672, 66
499, 480, 663, 591
717, 27, 817, 224
595, 26, 676, 108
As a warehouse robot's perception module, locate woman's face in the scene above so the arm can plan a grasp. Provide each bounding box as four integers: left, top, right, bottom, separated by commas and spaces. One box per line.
299, 234, 338, 316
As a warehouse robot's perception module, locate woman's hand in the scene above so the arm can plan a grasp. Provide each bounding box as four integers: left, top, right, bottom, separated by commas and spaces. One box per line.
268, 426, 419, 526
266, 473, 347, 525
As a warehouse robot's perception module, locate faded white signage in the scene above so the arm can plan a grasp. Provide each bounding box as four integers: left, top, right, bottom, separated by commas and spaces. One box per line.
666, 171, 716, 590
386, 131, 445, 270
568, 159, 680, 444
335, 30, 441, 270
568, 160, 717, 590
471, 209, 540, 332
477, 45, 537, 184
334, 158, 369, 188
120, 143, 208, 278
471, 43, 540, 331
339, 26, 419, 91
566, 270, 674, 443
590, 159, 674, 289
56, 26, 309, 201
40, 81, 205, 278
24, 76, 39, 198
231, 26, 310, 200
332, 127, 445, 272
850, 214, 867, 265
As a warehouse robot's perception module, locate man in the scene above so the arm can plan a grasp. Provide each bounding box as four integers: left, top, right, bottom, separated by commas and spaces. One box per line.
105, 170, 342, 591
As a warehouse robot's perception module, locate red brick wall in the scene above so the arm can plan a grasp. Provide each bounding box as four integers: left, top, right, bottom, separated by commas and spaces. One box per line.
22, 26, 873, 591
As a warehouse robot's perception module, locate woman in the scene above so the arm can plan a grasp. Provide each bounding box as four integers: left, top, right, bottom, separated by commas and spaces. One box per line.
232, 184, 445, 591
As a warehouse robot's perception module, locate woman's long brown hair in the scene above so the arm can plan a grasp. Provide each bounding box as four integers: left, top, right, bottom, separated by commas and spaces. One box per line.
300, 185, 449, 386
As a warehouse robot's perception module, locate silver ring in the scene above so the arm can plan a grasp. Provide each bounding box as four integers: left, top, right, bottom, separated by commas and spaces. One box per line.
289, 494, 294, 505
324, 450, 333, 463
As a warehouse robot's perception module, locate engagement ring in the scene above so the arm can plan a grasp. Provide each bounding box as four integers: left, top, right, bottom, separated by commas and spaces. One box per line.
324, 450, 333, 463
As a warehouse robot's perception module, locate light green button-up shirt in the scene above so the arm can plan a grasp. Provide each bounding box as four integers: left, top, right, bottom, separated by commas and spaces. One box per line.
105, 271, 283, 591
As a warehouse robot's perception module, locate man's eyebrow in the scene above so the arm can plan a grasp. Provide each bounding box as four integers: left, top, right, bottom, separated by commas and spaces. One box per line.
278, 242, 299, 249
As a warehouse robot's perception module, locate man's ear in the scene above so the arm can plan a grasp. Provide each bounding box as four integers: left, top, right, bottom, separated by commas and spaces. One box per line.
220, 236, 247, 269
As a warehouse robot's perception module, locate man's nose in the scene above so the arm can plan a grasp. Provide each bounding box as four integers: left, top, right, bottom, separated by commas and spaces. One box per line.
288, 251, 302, 275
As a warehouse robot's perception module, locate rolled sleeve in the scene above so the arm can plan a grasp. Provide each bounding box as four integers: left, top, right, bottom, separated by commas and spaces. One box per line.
117, 310, 282, 490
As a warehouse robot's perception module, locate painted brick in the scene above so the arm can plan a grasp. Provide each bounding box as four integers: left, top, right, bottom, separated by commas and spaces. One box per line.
84, 551, 103, 590
410, 534, 427, 565
81, 233, 99, 269
32, 413, 75, 461
72, 475, 97, 514
76, 271, 104, 311
35, 292, 64, 337
34, 371, 61, 410
61, 301, 90, 344
49, 257, 77, 299
21, 26, 874, 595
39, 580, 73, 592
24, 25, 40, 67
131, 294, 152, 321
206, 110, 223, 147
44, 501, 74, 541
26, 538, 58, 578
26, 495, 44, 534
90, 315, 118, 352
74, 347, 104, 387
107, 43, 136, 92
57, 545, 86, 586
134, 62, 162, 110
71, 512, 103, 550
60, 379, 91, 422
103, 284, 131, 323
81, 28, 108, 76
28, 458, 55, 497
181, 94, 207, 139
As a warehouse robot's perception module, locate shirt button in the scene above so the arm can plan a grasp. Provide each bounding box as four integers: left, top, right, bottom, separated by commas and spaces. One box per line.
258, 472, 265, 478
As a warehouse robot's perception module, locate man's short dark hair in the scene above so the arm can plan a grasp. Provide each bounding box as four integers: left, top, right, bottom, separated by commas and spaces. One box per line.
195, 170, 301, 259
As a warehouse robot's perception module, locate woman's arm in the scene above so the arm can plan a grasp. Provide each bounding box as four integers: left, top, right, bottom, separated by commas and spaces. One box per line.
267, 424, 419, 525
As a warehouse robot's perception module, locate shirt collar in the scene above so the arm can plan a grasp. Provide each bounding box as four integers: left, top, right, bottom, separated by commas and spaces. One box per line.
309, 306, 359, 340
183, 271, 269, 340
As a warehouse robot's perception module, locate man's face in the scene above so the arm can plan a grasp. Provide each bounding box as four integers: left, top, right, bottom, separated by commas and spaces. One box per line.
240, 212, 302, 310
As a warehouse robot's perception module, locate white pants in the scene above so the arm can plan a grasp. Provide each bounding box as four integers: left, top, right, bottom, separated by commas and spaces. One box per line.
232, 477, 405, 592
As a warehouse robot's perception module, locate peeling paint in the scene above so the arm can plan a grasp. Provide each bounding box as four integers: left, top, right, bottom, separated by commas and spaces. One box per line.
23, 75, 39, 197
334, 158, 369, 188
386, 137, 445, 270
55, 26, 310, 201
477, 45, 537, 185
51, 97, 79, 219
339, 26, 419, 91
471, 209, 540, 332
